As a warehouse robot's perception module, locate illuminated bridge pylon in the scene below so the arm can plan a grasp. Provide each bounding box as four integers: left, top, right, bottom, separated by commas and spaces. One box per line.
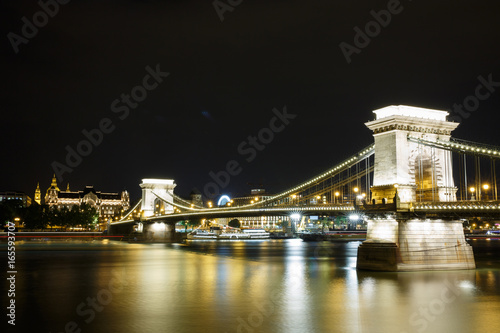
366, 105, 459, 204
140, 179, 176, 217
358, 106, 475, 272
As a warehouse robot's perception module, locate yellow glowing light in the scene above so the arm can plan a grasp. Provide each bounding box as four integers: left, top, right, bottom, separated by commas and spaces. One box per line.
354, 187, 359, 193
335, 192, 340, 197
483, 184, 490, 190
470, 187, 475, 193
254, 197, 259, 201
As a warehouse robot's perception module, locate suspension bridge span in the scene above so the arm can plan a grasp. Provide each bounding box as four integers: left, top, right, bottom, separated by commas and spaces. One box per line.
110, 105, 500, 271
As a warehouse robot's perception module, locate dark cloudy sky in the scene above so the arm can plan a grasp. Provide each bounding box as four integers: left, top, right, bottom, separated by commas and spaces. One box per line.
1, 0, 499, 201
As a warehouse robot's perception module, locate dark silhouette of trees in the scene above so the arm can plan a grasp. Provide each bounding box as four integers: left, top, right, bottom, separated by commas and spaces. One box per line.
1, 200, 99, 231
228, 219, 241, 228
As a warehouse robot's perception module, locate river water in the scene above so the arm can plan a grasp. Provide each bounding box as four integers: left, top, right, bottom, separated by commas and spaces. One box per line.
3, 238, 500, 333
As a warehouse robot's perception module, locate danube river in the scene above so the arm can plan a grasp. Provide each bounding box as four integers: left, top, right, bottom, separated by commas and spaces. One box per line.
4, 238, 500, 332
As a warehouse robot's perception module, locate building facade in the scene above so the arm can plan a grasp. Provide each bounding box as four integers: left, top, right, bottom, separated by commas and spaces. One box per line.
43, 175, 130, 229
0, 191, 32, 207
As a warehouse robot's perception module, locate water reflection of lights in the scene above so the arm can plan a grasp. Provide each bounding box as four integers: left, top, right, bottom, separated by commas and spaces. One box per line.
283, 247, 312, 332
347, 256, 357, 269
458, 280, 476, 290
360, 277, 376, 295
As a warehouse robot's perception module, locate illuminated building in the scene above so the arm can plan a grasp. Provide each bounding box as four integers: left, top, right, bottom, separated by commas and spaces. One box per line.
34, 183, 41, 205
0, 191, 32, 207
43, 175, 130, 228
190, 189, 203, 207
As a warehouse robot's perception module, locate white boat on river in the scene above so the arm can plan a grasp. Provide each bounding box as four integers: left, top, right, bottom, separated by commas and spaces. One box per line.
187, 229, 270, 240
240, 229, 270, 239
186, 230, 218, 240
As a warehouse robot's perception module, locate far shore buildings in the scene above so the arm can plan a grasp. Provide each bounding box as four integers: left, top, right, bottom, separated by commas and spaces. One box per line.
216, 189, 285, 229
0, 191, 32, 207
43, 175, 130, 229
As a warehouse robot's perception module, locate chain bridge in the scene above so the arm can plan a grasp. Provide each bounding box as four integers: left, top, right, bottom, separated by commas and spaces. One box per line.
110, 105, 500, 271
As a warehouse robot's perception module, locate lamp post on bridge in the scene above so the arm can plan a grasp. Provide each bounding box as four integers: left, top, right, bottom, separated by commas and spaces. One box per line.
483, 184, 490, 201
470, 187, 476, 201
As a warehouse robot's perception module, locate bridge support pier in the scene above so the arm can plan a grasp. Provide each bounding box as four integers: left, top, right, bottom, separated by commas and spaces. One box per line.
357, 218, 475, 271
143, 221, 183, 243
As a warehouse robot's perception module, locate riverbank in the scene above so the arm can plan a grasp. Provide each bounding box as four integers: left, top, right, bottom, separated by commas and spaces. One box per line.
0, 231, 123, 241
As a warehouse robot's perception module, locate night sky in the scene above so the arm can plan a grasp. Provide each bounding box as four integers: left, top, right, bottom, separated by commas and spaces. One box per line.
1, 0, 499, 202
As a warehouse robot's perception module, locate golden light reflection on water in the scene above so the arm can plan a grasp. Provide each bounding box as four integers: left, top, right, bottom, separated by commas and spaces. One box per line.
9, 240, 500, 333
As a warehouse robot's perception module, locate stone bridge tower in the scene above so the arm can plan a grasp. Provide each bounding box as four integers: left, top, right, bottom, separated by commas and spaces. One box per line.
140, 179, 176, 217
358, 106, 475, 271
365, 105, 459, 203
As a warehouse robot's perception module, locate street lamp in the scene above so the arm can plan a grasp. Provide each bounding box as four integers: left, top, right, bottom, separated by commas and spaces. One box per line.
348, 214, 360, 231
290, 213, 301, 234
483, 184, 490, 200
470, 187, 476, 201
335, 191, 340, 204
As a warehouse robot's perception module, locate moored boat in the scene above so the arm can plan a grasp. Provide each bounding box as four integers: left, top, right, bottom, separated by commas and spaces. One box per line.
217, 232, 251, 239
187, 228, 270, 240
241, 229, 270, 239
186, 230, 218, 239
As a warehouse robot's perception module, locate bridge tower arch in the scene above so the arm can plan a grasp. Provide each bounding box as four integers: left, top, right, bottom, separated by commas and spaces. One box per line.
140, 179, 176, 217
365, 105, 459, 203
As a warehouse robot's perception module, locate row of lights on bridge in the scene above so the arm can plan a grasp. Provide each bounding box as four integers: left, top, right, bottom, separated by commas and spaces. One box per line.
289, 187, 366, 203
265, 146, 374, 203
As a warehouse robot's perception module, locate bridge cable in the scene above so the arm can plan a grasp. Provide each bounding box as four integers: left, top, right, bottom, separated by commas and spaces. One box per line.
493, 159, 498, 200
152, 144, 374, 213
116, 199, 142, 223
